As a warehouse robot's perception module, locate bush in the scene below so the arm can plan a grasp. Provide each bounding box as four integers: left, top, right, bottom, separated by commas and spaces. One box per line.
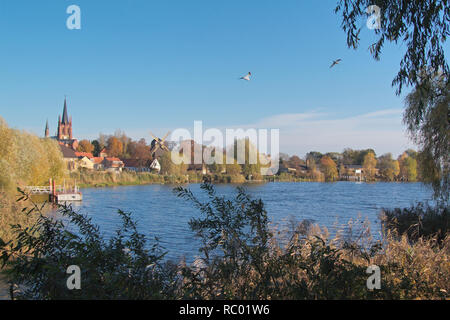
382, 202, 449, 244
0, 191, 38, 248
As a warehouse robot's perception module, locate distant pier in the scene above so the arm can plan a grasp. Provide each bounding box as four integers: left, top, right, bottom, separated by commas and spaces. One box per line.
24, 179, 82, 203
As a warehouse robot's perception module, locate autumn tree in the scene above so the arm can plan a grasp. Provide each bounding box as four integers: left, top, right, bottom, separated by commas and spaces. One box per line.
128, 138, 152, 167
0, 117, 66, 191
377, 153, 399, 181
320, 156, 338, 182
106, 136, 123, 158
363, 152, 377, 181
77, 140, 94, 154
113, 130, 132, 158
287, 155, 304, 168
339, 163, 347, 180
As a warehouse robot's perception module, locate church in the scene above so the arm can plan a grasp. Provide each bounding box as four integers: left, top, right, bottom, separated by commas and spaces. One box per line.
45, 98, 79, 150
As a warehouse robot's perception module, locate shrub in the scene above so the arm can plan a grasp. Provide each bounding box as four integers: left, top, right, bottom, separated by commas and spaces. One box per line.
381, 202, 449, 244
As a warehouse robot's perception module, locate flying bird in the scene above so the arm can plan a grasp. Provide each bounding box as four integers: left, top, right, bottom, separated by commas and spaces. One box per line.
240, 72, 251, 81
330, 59, 342, 69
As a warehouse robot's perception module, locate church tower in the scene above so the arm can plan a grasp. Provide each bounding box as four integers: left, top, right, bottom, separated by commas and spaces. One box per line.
44, 119, 49, 138
57, 98, 73, 140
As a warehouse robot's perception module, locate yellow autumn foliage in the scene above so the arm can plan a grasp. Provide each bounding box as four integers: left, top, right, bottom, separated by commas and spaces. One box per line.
0, 116, 66, 192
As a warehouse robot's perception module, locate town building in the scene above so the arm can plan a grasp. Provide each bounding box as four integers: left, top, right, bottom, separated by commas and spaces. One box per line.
103, 157, 125, 172
59, 144, 78, 171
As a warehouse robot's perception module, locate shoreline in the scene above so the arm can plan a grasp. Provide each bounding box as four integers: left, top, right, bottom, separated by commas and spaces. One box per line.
76, 178, 421, 189
69, 169, 422, 190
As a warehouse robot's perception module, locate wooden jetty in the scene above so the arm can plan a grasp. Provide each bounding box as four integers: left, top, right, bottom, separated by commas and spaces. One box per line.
24, 179, 82, 203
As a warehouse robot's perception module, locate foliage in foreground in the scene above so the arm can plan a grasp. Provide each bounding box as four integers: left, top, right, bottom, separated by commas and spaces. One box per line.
0, 192, 39, 248
0, 191, 177, 299
0, 184, 449, 300
382, 202, 449, 244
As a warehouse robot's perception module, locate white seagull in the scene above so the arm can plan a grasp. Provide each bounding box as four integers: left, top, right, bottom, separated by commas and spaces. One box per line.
240, 72, 251, 81
330, 59, 342, 69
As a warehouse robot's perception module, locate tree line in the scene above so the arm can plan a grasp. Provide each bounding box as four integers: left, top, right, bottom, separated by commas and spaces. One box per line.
280, 148, 420, 182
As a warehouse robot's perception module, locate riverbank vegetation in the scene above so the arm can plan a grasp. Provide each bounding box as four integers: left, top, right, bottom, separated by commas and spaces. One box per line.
0, 116, 64, 245
0, 117, 66, 193
0, 183, 448, 300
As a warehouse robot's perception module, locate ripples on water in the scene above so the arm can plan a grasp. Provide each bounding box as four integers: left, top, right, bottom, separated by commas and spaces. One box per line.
63, 182, 433, 262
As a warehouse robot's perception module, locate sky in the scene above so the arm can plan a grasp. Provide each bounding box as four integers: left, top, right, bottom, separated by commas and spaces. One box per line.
0, 0, 426, 158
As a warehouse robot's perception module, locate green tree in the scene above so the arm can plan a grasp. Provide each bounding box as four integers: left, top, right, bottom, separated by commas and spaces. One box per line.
325, 152, 343, 164
335, 0, 449, 94
404, 81, 449, 200
336, 0, 449, 200
226, 161, 242, 176
342, 148, 358, 164
159, 152, 187, 175
91, 140, 101, 157
306, 151, 323, 163
392, 160, 400, 179
400, 157, 418, 182
208, 160, 225, 174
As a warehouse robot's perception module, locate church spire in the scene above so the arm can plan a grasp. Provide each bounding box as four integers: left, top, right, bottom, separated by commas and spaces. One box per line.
62, 97, 69, 124
45, 119, 49, 138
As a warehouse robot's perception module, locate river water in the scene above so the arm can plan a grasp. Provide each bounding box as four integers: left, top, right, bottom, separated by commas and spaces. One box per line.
66, 182, 433, 262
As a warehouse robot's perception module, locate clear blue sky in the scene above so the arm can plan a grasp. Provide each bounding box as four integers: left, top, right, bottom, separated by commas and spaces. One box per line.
0, 0, 427, 157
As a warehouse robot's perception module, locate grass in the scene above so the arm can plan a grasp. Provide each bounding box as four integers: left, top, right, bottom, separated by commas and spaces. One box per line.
69, 169, 249, 188
70, 170, 188, 188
